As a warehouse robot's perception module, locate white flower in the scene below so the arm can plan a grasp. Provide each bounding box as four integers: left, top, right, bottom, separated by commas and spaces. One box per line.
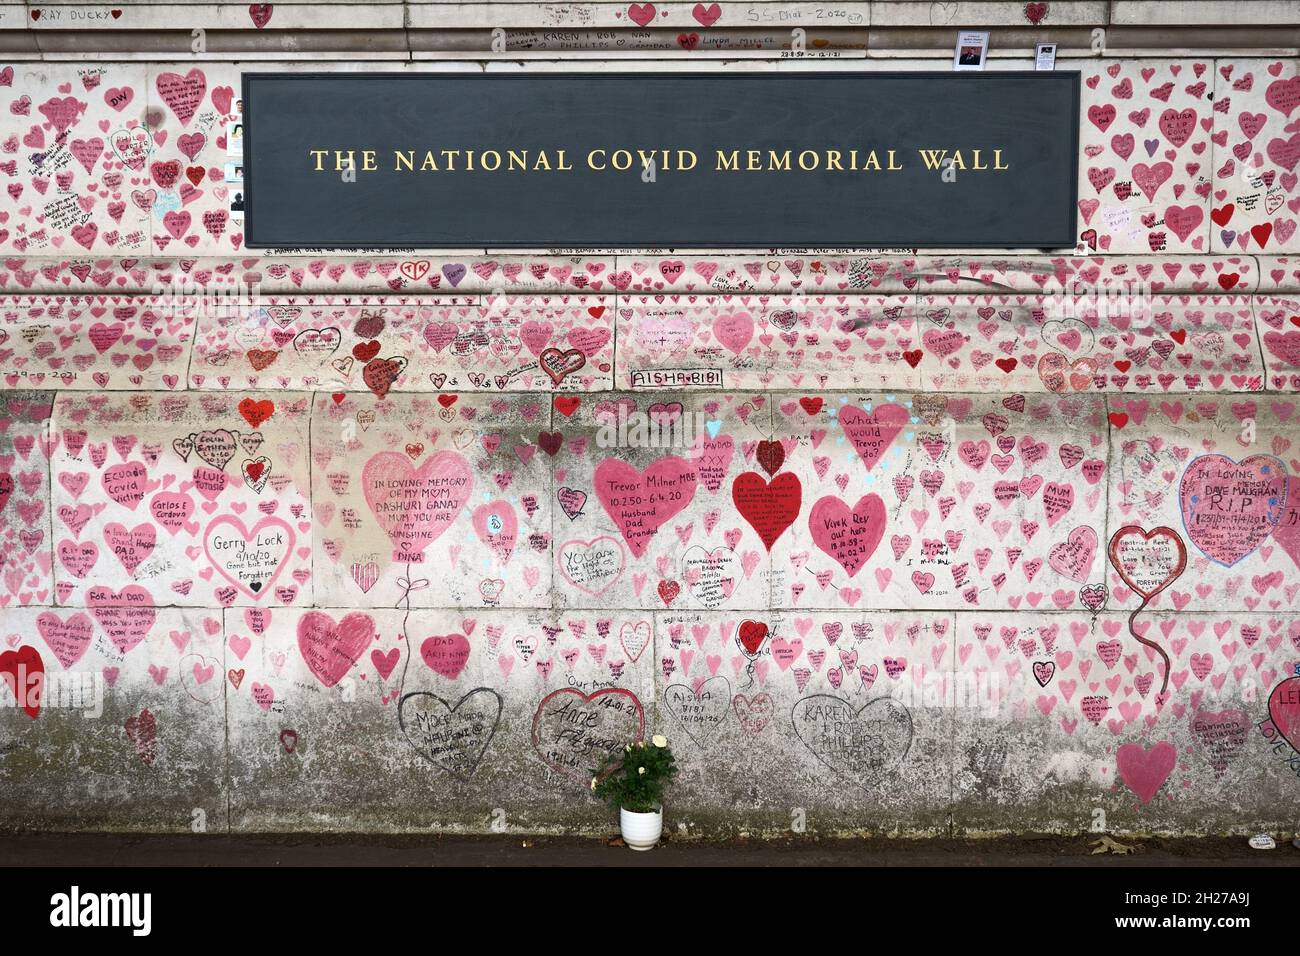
638, 766, 646, 775
590, 777, 597, 790
652, 735, 667, 748
637, 740, 645, 748
625, 744, 632, 752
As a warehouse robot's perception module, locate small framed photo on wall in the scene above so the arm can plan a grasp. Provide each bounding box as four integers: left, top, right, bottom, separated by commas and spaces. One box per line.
953, 31, 989, 71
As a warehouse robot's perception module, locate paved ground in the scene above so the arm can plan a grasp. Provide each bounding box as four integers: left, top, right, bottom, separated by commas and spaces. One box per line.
1, 832, 1295, 866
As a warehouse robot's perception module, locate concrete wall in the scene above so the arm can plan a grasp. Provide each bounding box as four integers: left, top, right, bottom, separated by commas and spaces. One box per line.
2, 2, 1300, 836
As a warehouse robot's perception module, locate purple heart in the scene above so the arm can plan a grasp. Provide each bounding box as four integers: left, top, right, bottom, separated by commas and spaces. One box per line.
441, 263, 467, 286
1221, 229, 1235, 246
1144, 138, 1159, 157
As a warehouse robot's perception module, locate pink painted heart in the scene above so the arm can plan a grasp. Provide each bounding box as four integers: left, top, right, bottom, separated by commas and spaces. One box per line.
104, 521, 156, 574
1047, 526, 1098, 583
1132, 161, 1172, 201
101, 460, 149, 509
1190, 708, 1249, 776
362, 450, 473, 561
690, 433, 734, 494
809, 493, 886, 578
1163, 204, 1203, 242
1263, 330, 1300, 368
1268, 676, 1300, 754
36, 610, 94, 668
472, 501, 517, 565
86, 585, 155, 654
838, 403, 909, 472
297, 611, 375, 688
203, 514, 294, 598
1265, 75, 1300, 116
1274, 479, 1300, 573
712, 310, 753, 353
1178, 454, 1287, 567
154, 67, 206, 125
593, 456, 698, 558
421, 633, 471, 679
1116, 741, 1176, 804
1108, 525, 1187, 599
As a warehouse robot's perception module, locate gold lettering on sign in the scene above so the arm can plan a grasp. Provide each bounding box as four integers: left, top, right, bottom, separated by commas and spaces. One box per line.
307, 146, 1010, 174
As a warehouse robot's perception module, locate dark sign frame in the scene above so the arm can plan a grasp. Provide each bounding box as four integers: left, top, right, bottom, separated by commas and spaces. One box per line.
242, 71, 1080, 250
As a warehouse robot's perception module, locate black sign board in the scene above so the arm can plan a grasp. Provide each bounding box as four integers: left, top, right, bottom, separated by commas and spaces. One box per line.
242, 72, 1079, 249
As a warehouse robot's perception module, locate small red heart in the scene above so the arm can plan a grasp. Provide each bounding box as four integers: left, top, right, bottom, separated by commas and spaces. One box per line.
756, 440, 785, 477
537, 431, 563, 456
238, 397, 275, 428
738, 620, 769, 656
657, 579, 681, 606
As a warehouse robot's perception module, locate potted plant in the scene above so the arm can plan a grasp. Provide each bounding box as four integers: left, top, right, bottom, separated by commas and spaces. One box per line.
590, 734, 678, 850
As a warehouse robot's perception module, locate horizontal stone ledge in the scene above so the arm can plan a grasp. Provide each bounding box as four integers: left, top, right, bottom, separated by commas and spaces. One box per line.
0, 255, 1278, 294
27, 31, 414, 55
22, 4, 404, 32
407, 28, 870, 53
869, 27, 1300, 54
865, 27, 1100, 54
1112, 0, 1300, 27
407, 2, 869, 30
3, 2, 1295, 37
7, 41, 1300, 61
2, 288, 1297, 393
0, 28, 1297, 59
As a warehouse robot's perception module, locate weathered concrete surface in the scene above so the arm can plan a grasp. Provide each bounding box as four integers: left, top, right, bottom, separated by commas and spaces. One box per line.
227, 607, 655, 833
5, 2, 1299, 58
0, 606, 226, 830
951, 612, 1299, 835
657, 610, 955, 835
5, 385, 1300, 834
1, 49, 1300, 838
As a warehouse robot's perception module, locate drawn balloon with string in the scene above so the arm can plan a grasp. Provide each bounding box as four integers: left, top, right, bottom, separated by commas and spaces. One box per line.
736, 619, 770, 688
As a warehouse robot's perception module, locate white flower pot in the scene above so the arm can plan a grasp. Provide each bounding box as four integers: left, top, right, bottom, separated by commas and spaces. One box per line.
620, 806, 663, 850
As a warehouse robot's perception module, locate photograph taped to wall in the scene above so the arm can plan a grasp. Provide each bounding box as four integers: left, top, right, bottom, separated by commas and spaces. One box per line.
953, 31, 989, 71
